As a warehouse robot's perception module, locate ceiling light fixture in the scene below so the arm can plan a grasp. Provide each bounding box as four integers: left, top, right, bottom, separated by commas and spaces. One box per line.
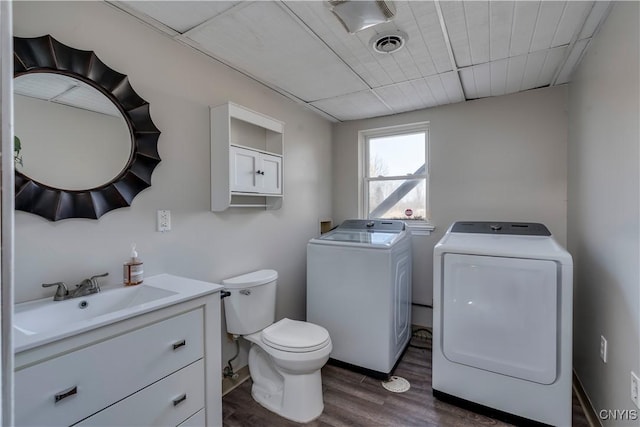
329, 0, 396, 34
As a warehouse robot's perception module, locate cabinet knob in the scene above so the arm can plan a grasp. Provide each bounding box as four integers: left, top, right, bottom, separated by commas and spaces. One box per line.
255, 170, 265, 175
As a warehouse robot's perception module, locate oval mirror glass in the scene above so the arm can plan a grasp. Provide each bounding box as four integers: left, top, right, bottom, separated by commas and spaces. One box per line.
14, 73, 131, 191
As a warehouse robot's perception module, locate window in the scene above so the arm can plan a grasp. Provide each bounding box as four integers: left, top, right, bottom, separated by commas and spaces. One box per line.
361, 123, 429, 223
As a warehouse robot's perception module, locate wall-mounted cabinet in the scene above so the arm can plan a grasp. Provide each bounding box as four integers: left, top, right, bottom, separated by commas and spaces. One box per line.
211, 102, 284, 211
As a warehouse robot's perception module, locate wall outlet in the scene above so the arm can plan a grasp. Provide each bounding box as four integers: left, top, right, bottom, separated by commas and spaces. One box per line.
157, 210, 171, 232
632, 371, 640, 409
600, 335, 608, 363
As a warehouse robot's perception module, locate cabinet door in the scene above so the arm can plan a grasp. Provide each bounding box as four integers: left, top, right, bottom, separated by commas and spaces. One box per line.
259, 154, 282, 194
230, 146, 258, 192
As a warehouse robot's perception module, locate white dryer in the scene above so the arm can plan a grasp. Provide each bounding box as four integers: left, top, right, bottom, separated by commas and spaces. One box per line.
307, 219, 412, 379
433, 221, 573, 426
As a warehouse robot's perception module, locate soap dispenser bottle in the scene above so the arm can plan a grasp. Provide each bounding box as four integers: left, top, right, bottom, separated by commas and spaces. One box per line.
123, 243, 144, 286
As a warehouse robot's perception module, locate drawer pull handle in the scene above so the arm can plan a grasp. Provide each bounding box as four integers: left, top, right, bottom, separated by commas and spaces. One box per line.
173, 393, 187, 406
172, 339, 186, 350
54, 386, 77, 403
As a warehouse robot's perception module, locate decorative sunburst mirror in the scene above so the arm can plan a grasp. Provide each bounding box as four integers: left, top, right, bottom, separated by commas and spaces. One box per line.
13, 35, 161, 221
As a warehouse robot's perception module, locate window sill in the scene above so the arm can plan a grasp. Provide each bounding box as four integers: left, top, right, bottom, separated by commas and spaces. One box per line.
406, 221, 435, 236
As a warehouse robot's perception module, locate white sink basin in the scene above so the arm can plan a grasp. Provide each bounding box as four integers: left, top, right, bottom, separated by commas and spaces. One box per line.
14, 274, 222, 352
15, 285, 177, 335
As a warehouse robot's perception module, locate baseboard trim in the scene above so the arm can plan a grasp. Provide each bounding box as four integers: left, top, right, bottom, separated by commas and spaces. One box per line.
222, 365, 251, 397
573, 371, 601, 427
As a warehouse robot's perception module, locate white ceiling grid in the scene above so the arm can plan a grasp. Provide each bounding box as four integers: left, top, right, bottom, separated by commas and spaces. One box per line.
111, 0, 612, 122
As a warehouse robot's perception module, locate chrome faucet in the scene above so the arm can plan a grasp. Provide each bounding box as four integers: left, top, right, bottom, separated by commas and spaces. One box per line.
42, 273, 108, 301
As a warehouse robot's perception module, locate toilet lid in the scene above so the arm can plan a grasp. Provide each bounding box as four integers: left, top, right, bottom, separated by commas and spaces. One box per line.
261, 318, 330, 353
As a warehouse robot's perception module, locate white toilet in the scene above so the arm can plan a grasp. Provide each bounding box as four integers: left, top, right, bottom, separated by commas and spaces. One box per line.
222, 269, 332, 423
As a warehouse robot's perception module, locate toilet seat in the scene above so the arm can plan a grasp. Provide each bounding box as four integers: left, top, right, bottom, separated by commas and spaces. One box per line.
261, 318, 330, 353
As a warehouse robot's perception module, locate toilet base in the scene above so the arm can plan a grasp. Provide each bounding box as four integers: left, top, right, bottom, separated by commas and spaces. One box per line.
249, 344, 325, 423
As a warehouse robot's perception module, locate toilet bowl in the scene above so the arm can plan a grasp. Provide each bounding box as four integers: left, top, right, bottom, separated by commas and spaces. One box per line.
222, 270, 332, 423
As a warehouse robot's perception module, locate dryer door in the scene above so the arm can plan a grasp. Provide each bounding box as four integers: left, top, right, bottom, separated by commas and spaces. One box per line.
442, 253, 558, 384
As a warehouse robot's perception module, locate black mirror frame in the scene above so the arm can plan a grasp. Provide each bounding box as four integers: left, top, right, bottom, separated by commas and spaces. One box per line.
13, 35, 161, 221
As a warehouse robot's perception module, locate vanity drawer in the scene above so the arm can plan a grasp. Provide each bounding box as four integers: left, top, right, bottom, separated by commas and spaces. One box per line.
15, 308, 204, 426
178, 409, 206, 426
75, 359, 204, 426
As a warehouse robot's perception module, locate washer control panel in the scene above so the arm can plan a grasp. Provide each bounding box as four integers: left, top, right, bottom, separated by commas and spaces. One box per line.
339, 219, 405, 232
451, 221, 551, 236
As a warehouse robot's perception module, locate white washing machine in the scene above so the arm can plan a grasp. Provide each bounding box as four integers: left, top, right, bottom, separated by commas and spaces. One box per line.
307, 219, 412, 379
433, 221, 573, 426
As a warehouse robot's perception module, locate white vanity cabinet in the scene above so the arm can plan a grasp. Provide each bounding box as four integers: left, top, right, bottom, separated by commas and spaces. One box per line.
14, 275, 222, 427
211, 102, 284, 211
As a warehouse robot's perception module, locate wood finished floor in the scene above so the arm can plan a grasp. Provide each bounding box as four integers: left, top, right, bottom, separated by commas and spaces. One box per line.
222, 335, 590, 427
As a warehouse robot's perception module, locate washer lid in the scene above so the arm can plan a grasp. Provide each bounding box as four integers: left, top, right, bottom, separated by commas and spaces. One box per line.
261, 318, 330, 352
222, 269, 278, 289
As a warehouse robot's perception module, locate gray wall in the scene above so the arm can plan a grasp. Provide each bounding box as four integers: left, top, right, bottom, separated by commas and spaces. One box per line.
332, 86, 569, 320
568, 2, 640, 423
13, 1, 332, 370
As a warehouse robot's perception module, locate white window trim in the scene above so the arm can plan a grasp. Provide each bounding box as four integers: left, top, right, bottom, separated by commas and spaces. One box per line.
358, 122, 433, 232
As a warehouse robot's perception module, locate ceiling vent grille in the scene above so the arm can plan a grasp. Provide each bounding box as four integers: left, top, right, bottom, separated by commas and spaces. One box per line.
371, 31, 407, 54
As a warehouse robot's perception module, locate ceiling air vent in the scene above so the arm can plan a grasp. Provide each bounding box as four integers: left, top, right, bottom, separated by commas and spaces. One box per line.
371, 31, 407, 54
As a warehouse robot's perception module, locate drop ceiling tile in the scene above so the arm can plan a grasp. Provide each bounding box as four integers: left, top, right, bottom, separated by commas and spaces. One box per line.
408, 1, 454, 73
537, 46, 567, 86
460, 62, 499, 99
472, 62, 492, 98
440, 71, 465, 104
490, 59, 509, 96
121, 1, 239, 33
521, 50, 548, 90
311, 90, 392, 121
374, 79, 438, 113
370, 1, 453, 79
529, 1, 565, 52
552, 1, 593, 47
440, 0, 472, 67
489, 1, 514, 61
464, 1, 490, 65
578, 1, 610, 40
186, 1, 368, 101
459, 67, 477, 99
281, 1, 392, 88
510, 1, 540, 57
555, 38, 590, 84
505, 54, 527, 94
424, 74, 449, 105
394, 4, 438, 78
453, 49, 556, 100
367, 29, 422, 83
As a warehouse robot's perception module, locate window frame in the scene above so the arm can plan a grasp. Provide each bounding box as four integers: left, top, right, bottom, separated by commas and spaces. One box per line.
359, 122, 431, 226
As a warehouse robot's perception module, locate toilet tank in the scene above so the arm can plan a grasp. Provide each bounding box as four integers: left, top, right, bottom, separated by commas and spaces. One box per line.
222, 269, 278, 335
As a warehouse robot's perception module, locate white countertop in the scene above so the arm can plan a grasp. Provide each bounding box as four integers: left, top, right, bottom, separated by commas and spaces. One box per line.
14, 274, 223, 353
